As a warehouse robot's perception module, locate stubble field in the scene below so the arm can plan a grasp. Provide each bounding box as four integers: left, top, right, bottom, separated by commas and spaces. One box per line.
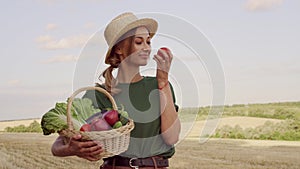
1, 102, 300, 169
1, 132, 300, 169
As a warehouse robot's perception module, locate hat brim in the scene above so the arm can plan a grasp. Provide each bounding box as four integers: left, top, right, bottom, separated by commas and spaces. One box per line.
105, 18, 158, 64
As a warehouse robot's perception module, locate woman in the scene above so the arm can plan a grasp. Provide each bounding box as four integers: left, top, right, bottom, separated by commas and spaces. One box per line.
51, 12, 181, 169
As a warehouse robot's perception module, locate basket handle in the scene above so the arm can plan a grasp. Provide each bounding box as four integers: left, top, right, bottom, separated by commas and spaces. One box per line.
66, 86, 118, 130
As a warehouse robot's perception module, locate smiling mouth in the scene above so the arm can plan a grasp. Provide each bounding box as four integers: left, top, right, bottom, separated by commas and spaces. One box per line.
139, 53, 149, 58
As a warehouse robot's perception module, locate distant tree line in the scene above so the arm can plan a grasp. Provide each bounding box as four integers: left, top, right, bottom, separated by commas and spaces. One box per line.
213, 119, 300, 141
5, 120, 42, 133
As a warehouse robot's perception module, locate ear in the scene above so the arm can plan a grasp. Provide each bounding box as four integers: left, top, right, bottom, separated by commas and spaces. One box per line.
115, 47, 123, 55
114, 47, 126, 61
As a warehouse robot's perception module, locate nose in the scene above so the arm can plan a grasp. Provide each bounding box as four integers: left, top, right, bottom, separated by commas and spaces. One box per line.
142, 43, 151, 52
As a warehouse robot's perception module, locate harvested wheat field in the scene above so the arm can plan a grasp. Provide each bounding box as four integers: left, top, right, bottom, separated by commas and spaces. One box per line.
1, 132, 300, 169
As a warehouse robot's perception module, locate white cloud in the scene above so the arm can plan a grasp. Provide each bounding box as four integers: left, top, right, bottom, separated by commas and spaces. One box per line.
41, 54, 78, 64
36, 35, 53, 43
46, 23, 58, 31
7, 79, 21, 86
36, 34, 90, 50
245, 0, 284, 11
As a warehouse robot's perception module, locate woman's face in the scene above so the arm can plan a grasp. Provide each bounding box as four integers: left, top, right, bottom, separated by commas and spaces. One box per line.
121, 26, 152, 66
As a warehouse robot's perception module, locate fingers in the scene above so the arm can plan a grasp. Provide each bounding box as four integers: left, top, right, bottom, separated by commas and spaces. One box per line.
80, 142, 103, 155
153, 49, 173, 75
154, 48, 173, 65
79, 140, 99, 148
68, 137, 104, 157
77, 142, 103, 161
66, 135, 104, 161
76, 141, 103, 162
155, 48, 172, 63
70, 135, 101, 149
153, 54, 165, 65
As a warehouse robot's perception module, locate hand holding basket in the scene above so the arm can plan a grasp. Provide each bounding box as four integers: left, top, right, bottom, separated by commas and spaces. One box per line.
60, 86, 134, 159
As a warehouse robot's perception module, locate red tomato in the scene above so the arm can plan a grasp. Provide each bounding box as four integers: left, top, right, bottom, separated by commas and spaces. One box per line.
80, 124, 91, 132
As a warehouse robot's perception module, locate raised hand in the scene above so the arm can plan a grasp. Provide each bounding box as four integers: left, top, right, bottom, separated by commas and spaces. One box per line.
153, 47, 173, 88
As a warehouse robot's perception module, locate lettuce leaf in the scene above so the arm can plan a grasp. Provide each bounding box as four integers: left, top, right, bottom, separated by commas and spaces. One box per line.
41, 98, 100, 135
72, 98, 100, 123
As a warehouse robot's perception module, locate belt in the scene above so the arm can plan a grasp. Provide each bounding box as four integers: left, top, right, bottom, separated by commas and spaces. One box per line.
103, 156, 169, 168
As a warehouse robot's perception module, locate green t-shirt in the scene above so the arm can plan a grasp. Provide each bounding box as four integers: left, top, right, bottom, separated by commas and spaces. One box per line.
83, 76, 178, 158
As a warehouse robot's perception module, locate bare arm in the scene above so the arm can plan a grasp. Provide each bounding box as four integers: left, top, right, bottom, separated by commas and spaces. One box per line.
154, 48, 181, 145
159, 82, 181, 145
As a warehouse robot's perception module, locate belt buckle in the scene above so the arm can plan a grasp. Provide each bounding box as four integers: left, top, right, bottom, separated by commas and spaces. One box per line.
129, 157, 139, 169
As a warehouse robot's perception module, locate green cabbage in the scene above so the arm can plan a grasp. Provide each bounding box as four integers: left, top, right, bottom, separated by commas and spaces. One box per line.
41, 98, 100, 135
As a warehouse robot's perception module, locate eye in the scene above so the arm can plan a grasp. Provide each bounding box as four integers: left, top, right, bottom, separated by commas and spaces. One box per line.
135, 40, 142, 45
147, 41, 151, 45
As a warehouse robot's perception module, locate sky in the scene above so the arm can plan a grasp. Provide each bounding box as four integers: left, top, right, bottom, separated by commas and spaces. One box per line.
0, 0, 300, 121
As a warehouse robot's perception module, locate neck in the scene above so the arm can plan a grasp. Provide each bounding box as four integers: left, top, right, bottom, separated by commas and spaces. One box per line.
117, 64, 143, 83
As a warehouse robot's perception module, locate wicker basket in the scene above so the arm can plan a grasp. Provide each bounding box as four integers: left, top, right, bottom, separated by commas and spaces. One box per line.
60, 86, 134, 159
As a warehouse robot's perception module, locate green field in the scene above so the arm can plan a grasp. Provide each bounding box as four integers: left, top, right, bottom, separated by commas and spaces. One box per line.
178, 101, 300, 141
4, 101, 300, 141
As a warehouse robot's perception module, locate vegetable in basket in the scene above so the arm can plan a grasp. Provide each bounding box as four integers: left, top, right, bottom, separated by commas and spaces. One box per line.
90, 118, 112, 131
103, 110, 119, 126
79, 124, 91, 131
41, 98, 100, 135
79, 109, 130, 131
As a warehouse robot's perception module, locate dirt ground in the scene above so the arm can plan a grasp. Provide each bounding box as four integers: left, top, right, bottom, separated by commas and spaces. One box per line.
171, 116, 300, 169
0, 133, 299, 169
0, 117, 299, 169
171, 138, 300, 169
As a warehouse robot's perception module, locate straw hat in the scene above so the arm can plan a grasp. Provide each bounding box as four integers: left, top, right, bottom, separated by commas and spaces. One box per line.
104, 12, 158, 64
